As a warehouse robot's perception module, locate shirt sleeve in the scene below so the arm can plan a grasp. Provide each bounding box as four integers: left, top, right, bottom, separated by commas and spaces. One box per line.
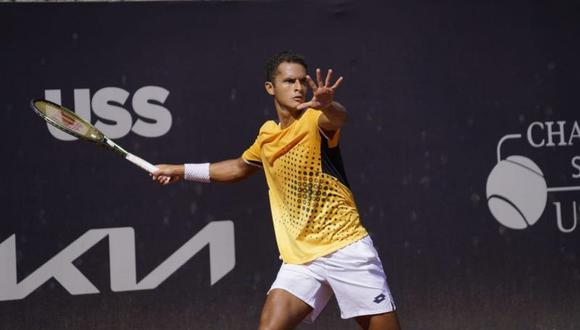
241, 122, 269, 168
241, 140, 262, 168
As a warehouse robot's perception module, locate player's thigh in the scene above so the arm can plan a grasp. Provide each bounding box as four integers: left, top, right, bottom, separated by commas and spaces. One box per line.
354, 311, 401, 330
258, 288, 313, 330
326, 236, 396, 320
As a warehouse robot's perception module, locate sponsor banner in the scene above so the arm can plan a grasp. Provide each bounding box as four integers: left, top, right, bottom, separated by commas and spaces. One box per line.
487, 121, 580, 232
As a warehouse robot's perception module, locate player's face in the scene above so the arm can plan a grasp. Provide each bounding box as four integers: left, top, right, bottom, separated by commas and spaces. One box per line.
266, 62, 308, 111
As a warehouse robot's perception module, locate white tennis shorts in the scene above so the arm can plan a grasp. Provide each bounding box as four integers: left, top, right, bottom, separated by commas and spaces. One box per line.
268, 235, 396, 323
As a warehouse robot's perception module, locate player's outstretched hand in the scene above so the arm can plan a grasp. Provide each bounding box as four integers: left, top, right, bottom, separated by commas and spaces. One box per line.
151, 164, 184, 185
297, 68, 343, 110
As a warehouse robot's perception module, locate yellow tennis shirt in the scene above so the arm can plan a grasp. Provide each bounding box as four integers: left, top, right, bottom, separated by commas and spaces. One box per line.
242, 108, 368, 264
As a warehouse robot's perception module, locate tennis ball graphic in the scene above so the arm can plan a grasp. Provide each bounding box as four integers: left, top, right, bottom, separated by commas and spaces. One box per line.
486, 155, 548, 229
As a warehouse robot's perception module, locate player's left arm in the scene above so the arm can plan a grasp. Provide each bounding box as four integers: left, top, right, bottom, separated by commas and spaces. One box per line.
318, 100, 347, 132
297, 68, 347, 132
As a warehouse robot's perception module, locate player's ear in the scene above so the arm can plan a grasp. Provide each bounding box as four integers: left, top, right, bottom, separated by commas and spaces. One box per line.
265, 81, 275, 96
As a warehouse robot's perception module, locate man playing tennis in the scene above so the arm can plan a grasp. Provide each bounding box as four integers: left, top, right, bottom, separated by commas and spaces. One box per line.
152, 52, 401, 330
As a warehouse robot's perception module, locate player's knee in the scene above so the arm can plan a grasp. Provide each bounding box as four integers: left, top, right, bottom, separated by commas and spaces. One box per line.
258, 305, 277, 330
355, 311, 401, 330
258, 303, 300, 330
257, 313, 280, 330
257, 321, 276, 330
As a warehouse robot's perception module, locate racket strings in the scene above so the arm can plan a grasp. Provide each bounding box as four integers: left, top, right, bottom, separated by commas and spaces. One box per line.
33, 100, 101, 140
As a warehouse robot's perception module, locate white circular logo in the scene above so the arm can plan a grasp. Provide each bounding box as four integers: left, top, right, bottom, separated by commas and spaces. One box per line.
486, 155, 548, 229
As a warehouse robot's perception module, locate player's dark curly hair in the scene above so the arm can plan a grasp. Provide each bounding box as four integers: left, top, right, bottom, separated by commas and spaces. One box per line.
265, 51, 308, 83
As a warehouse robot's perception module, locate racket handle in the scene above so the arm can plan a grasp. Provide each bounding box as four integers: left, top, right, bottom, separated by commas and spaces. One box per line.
125, 153, 159, 174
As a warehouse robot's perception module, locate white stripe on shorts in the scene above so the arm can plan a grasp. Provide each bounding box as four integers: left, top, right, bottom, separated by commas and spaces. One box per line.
268, 235, 396, 323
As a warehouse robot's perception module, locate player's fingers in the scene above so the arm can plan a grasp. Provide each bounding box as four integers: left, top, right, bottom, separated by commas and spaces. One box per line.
306, 75, 317, 90
330, 76, 344, 90
325, 69, 333, 86
297, 101, 314, 110
152, 165, 167, 177
316, 68, 323, 86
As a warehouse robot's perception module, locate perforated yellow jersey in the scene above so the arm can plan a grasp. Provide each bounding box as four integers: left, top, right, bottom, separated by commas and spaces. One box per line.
242, 108, 368, 264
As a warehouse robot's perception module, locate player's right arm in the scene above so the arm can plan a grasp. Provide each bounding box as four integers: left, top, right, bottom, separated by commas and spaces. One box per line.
209, 158, 260, 182
151, 157, 259, 185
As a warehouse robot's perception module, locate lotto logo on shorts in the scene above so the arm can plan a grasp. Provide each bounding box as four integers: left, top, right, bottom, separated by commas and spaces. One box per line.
373, 293, 386, 304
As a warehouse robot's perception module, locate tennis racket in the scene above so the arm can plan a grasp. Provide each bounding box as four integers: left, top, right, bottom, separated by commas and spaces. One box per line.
30, 98, 158, 174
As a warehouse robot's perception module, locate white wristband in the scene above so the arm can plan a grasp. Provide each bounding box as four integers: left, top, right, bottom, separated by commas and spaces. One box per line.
184, 163, 211, 183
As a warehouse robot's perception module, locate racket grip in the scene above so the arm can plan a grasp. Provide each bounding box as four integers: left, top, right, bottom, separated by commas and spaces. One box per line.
125, 153, 159, 174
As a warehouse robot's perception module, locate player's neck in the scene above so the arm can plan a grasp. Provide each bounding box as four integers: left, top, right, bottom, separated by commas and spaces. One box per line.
275, 103, 303, 129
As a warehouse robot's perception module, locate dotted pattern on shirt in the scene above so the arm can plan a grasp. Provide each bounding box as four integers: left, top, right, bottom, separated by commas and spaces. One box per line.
274, 143, 352, 243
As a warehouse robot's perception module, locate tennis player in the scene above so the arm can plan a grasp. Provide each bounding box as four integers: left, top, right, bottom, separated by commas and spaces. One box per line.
151, 52, 400, 330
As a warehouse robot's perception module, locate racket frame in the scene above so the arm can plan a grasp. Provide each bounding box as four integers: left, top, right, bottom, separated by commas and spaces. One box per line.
30, 99, 158, 173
